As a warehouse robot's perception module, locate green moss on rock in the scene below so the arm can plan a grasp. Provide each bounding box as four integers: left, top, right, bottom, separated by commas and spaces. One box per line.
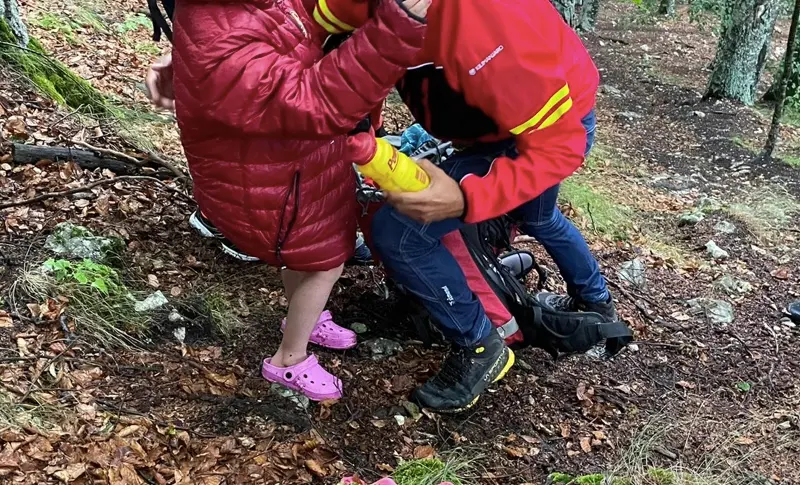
0, 18, 113, 115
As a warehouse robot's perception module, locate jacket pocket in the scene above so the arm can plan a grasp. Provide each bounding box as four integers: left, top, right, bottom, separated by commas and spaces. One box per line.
275, 170, 301, 265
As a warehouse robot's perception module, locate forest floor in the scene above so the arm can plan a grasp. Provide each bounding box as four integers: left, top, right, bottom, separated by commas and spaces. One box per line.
1, 1, 799, 484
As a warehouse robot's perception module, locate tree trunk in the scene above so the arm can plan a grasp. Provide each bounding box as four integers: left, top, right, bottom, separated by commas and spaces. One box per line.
578, 0, 600, 31
551, 0, 600, 32
0, 0, 29, 47
763, 0, 800, 157
705, 0, 780, 105
659, 0, 676, 15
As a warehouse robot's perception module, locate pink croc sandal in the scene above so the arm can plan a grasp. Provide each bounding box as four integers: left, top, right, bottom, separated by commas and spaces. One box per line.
261, 354, 343, 401
281, 310, 357, 350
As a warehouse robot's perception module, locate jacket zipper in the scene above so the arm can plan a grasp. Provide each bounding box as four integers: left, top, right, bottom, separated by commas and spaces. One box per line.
275, 171, 301, 265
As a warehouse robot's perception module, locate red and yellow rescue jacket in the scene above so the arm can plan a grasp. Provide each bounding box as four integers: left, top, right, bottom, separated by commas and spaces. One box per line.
316, 0, 600, 224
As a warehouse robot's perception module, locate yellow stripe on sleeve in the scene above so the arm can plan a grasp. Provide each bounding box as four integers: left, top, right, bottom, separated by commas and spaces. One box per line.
538, 97, 573, 131
318, 0, 355, 32
510, 84, 571, 135
313, 6, 342, 34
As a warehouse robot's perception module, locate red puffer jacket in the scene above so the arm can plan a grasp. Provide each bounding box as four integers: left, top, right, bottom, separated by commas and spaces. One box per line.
172, 0, 424, 271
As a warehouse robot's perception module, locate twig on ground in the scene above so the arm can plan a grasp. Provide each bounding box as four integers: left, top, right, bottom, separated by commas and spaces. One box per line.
598, 35, 630, 45
724, 329, 756, 360
606, 278, 657, 322
147, 151, 188, 179
74, 140, 144, 166
0, 175, 195, 210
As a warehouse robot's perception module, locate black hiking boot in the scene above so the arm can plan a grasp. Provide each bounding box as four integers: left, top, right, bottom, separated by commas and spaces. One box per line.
535, 292, 618, 322
412, 330, 515, 413
189, 210, 261, 262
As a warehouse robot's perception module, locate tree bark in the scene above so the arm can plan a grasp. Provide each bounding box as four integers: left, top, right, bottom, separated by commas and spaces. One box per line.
659, 0, 676, 16
578, 0, 600, 31
551, 0, 600, 32
763, 0, 800, 157
705, 0, 780, 105
0, 0, 29, 47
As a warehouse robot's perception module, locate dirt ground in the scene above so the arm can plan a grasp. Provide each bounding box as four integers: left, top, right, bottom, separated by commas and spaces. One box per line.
1, 1, 799, 484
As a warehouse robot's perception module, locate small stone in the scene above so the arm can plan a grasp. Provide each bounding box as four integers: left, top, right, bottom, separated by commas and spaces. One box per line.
687, 298, 734, 325
618, 258, 647, 289
706, 241, 729, 260
678, 212, 704, 226
134, 291, 169, 312
780, 317, 796, 329
714, 275, 752, 295
696, 196, 721, 213
173, 327, 186, 344
269, 384, 310, 411
168, 309, 184, 322
640, 44, 650, 52
516, 358, 534, 372
692, 110, 706, 118
401, 400, 422, 420
600, 85, 622, 97
394, 415, 406, 426
616, 111, 643, 122
349, 322, 368, 334
363, 338, 403, 360
714, 221, 736, 234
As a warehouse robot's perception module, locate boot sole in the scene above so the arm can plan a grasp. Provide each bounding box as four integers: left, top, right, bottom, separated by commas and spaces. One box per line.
189, 212, 220, 238
435, 348, 515, 414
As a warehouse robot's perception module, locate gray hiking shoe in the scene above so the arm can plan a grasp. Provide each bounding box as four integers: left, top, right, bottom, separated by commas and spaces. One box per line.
535, 292, 618, 322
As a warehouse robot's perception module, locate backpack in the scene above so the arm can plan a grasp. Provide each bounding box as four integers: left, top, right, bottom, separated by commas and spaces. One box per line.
457, 216, 634, 359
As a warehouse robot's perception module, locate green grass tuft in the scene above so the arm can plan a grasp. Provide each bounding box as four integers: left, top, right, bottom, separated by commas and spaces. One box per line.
393, 457, 469, 485
559, 178, 633, 240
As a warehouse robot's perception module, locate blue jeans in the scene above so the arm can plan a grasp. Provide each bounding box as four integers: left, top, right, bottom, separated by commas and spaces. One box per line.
372, 111, 607, 346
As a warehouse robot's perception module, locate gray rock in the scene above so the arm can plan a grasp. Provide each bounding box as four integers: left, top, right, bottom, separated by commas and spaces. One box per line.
652, 175, 696, 191
600, 85, 622, 97
394, 415, 406, 426
44, 222, 124, 264
616, 111, 643, 122
401, 400, 422, 420
363, 338, 403, 360
134, 291, 168, 312
692, 110, 706, 118
168, 309, 184, 323
269, 384, 310, 411
349, 322, 369, 335
714, 221, 736, 234
696, 196, 721, 213
714, 275, 752, 295
706, 241, 729, 260
687, 298, 734, 325
618, 258, 647, 289
780, 317, 796, 329
678, 212, 704, 226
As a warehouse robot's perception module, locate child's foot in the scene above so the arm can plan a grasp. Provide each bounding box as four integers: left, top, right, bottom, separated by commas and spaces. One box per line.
261, 354, 342, 401
280, 310, 357, 350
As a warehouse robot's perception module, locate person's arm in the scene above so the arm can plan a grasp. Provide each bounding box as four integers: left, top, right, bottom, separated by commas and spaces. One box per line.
434, 0, 591, 224
179, 0, 424, 140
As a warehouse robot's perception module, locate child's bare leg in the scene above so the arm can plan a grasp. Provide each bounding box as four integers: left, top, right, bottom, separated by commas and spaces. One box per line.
281, 268, 305, 303
272, 264, 344, 367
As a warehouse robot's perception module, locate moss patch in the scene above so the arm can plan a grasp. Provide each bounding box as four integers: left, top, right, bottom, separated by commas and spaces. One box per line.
0, 18, 115, 116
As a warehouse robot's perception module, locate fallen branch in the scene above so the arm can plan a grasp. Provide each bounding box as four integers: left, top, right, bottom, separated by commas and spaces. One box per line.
12, 143, 140, 175
147, 150, 188, 180
73, 140, 144, 166
0, 175, 195, 210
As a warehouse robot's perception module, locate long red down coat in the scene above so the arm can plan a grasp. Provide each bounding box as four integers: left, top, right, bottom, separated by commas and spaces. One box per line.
172, 0, 424, 270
